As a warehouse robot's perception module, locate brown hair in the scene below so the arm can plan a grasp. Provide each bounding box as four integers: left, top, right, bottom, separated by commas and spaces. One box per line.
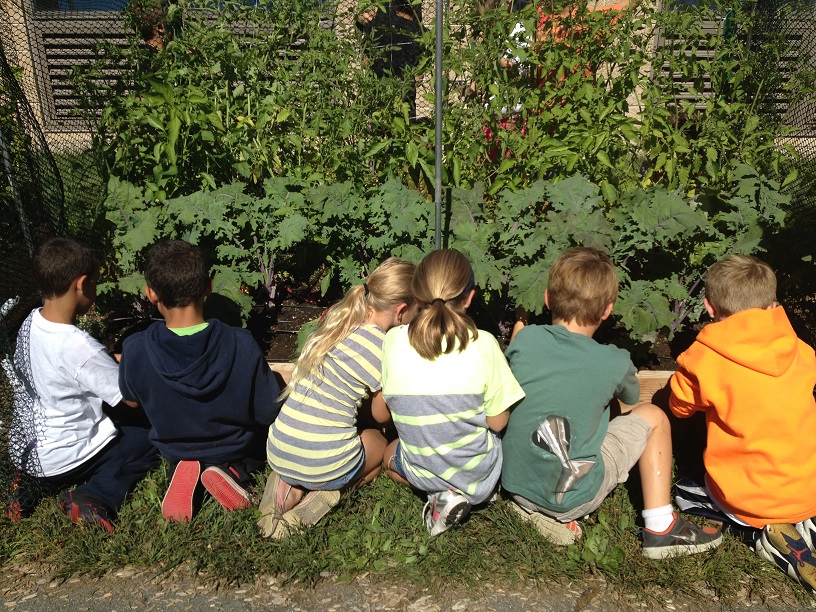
547, 247, 618, 326
704, 254, 776, 317
284, 257, 415, 398
34, 237, 98, 299
144, 240, 210, 308
407, 249, 478, 360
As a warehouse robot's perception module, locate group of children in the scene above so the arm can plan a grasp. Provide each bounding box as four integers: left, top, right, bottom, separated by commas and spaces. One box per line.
7, 236, 816, 591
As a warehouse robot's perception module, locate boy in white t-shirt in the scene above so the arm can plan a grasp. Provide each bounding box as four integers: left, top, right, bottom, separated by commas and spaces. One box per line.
6, 238, 158, 530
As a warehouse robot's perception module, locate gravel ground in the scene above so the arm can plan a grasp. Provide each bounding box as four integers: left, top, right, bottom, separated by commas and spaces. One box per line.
1, 564, 813, 611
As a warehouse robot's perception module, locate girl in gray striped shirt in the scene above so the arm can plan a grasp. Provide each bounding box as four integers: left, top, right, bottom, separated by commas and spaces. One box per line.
258, 258, 418, 538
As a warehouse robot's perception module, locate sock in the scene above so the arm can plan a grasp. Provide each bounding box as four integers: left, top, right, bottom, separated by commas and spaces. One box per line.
642, 504, 674, 532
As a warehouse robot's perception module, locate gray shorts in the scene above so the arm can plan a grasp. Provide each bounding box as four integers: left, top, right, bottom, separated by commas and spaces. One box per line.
512, 412, 651, 522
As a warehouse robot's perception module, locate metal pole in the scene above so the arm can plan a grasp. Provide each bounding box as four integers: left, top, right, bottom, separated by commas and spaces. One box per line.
434, 0, 443, 250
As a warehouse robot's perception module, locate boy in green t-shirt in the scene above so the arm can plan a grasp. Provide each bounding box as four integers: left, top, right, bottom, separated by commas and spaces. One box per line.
502, 247, 722, 559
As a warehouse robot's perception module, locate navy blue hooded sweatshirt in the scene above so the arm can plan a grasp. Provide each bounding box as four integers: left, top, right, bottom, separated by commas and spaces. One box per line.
119, 319, 280, 464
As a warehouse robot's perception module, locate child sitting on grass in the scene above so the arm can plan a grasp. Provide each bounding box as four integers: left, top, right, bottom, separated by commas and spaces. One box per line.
502, 247, 722, 558
670, 254, 816, 591
258, 257, 416, 538
7, 237, 158, 530
380, 249, 525, 535
118, 240, 280, 522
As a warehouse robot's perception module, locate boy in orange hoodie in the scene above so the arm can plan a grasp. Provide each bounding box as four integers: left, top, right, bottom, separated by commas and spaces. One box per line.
670, 254, 816, 592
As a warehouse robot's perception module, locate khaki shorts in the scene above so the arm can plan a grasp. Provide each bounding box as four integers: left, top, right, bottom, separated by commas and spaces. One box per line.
512, 412, 651, 522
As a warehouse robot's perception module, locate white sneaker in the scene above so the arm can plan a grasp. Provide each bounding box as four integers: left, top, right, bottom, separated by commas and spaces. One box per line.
423, 490, 471, 536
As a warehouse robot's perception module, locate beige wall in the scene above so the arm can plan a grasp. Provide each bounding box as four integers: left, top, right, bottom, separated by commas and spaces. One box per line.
1, 0, 46, 127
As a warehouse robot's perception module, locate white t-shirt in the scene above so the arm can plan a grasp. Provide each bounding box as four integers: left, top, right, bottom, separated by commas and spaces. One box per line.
16, 309, 120, 476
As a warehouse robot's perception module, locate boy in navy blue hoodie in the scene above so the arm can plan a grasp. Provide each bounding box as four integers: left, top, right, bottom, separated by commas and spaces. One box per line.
119, 240, 280, 522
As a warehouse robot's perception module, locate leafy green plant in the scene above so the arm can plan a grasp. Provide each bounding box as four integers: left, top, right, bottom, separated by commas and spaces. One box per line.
83, 0, 806, 340
79, 0, 810, 201
82, 0, 417, 200
413, 0, 806, 197
103, 176, 435, 318
104, 167, 787, 338
568, 510, 628, 573
441, 166, 788, 340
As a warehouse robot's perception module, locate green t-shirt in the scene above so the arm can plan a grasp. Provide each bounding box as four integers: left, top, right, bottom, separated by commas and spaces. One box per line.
502, 324, 639, 512
169, 322, 208, 336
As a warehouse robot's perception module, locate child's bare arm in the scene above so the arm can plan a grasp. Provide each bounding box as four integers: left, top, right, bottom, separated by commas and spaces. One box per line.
486, 409, 509, 432
371, 391, 392, 424
509, 307, 530, 343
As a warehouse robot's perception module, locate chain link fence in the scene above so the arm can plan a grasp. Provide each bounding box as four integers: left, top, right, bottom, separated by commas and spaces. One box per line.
754, 0, 816, 225
1, 0, 815, 509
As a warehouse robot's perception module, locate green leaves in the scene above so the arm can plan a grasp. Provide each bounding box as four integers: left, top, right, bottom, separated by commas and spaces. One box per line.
104, 160, 787, 336
86, 0, 803, 338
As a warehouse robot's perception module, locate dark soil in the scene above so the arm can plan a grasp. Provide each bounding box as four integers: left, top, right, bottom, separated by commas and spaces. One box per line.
246, 300, 325, 363
243, 295, 697, 369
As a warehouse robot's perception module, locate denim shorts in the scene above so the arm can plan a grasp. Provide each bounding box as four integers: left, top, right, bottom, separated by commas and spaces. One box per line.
280, 448, 366, 492
390, 442, 409, 479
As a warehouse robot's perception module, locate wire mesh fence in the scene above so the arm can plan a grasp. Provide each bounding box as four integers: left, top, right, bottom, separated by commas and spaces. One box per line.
751, 0, 816, 224
0, 0, 815, 514
0, 38, 67, 515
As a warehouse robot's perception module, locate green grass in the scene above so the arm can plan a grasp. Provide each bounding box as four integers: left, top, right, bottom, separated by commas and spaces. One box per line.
0, 465, 807, 605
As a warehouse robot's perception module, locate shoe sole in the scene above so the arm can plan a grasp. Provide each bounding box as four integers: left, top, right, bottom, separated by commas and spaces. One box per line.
429, 497, 471, 536
163, 461, 201, 522
508, 501, 581, 546
272, 489, 341, 540
761, 524, 816, 592
257, 471, 283, 537
201, 467, 252, 511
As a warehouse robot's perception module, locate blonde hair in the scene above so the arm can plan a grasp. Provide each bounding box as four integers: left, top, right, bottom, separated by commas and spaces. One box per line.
704, 254, 776, 317
547, 247, 618, 326
284, 257, 415, 398
408, 249, 478, 360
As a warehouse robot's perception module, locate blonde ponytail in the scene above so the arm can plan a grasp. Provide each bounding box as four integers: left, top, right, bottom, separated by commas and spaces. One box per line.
408, 249, 478, 360
283, 257, 415, 398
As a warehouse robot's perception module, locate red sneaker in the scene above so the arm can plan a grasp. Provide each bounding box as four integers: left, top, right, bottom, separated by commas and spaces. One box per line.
201, 466, 252, 511
58, 490, 115, 532
162, 460, 201, 522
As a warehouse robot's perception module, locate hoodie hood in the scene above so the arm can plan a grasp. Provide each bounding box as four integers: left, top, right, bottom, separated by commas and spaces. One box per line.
145, 319, 236, 397
695, 306, 797, 377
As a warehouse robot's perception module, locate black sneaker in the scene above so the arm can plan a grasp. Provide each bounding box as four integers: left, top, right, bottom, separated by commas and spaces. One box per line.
724, 522, 761, 548
57, 490, 115, 532
642, 513, 723, 559
757, 523, 816, 592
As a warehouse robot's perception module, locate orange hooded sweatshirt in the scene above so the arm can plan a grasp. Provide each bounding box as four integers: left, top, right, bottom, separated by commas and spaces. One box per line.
670, 306, 816, 528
